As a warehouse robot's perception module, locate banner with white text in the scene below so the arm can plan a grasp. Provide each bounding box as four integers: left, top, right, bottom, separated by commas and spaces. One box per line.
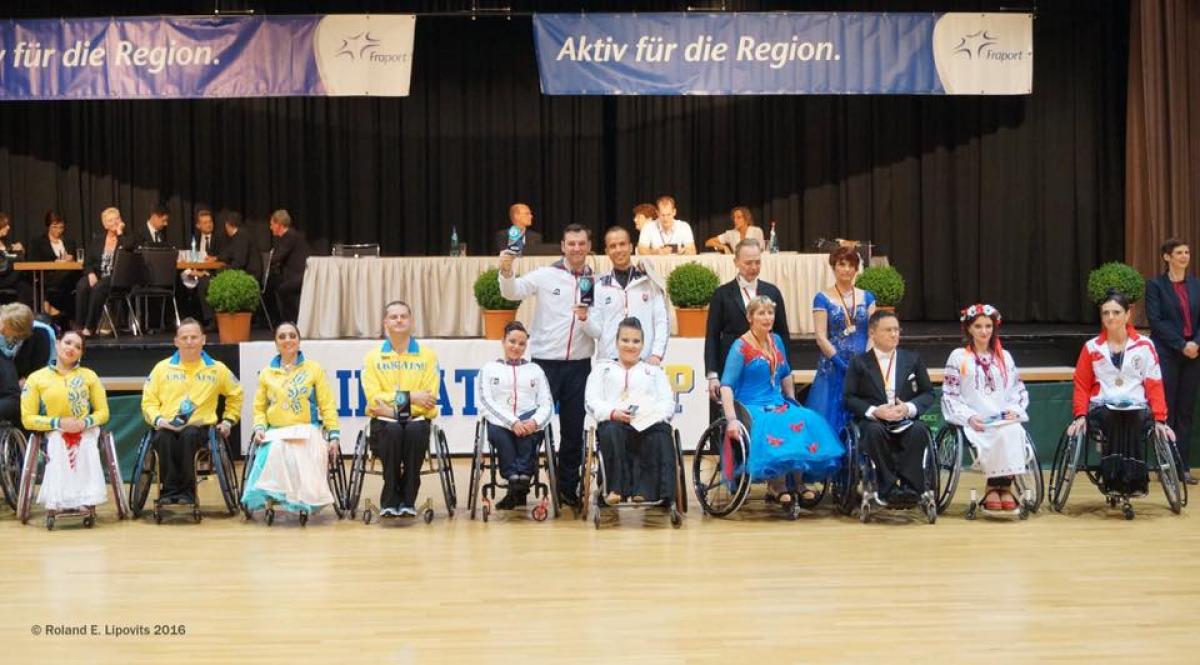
0, 14, 414, 100
533, 12, 1032, 95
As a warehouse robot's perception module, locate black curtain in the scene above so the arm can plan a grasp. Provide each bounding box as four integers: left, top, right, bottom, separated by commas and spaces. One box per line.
0, 0, 1127, 322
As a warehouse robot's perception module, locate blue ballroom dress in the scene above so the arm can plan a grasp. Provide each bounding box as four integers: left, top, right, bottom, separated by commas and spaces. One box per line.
805, 290, 874, 434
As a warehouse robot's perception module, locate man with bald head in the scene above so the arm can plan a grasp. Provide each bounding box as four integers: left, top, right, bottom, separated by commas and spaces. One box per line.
493, 202, 549, 255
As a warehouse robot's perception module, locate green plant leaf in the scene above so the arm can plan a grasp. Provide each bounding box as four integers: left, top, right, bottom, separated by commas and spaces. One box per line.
474, 268, 521, 310
205, 269, 261, 313
666, 262, 720, 309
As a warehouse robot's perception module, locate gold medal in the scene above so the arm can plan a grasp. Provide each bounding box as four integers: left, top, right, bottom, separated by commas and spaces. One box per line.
843, 325, 856, 336
1115, 378, 1124, 387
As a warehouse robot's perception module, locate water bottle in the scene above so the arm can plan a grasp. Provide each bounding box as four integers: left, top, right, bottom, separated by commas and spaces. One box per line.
449, 226, 460, 257
767, 220, 779, 254
171, 396, 195, 428
189, 236, 198, 262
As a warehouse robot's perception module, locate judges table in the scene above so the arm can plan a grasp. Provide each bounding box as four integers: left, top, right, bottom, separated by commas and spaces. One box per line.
299, 253, 886, 339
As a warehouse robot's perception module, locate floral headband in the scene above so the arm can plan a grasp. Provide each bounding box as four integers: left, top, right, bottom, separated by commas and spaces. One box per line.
960, 303, 1001, 325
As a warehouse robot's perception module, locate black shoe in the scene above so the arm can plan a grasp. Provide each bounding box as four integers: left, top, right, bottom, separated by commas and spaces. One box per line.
1184, 472, 1198, 486
495, 492, 527, 510
558, 490, 580, 509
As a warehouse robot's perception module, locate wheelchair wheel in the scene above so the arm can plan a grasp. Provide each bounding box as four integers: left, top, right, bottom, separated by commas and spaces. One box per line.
15, 433, 43, 524
98, 430, 130, 520
691, 419, 750, 517
580, 428, 595, 521
1, 428, 28, 510
128, 432, 156, 518
1153, 433, 1184, 515
209, 431, 240, 515
1012, 431, 1044, 513
433, 427, 456, 517
343, 430, 369, 519
327, 442, 348, 519
933, 426, 962, 515
832, 424, 863, 516
241, 438, 260, 491
1048, 430, 1084, 513
468, 421, 485, 520
541, 424, 560, 519
672, 429, 688, 516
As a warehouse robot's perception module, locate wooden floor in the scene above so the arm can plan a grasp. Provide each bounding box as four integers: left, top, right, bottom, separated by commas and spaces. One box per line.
4, 458, 1198, 664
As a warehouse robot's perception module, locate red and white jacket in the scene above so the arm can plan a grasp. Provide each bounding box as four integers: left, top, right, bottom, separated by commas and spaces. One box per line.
498, 259, 596, 361
1072, 325, 1167, 420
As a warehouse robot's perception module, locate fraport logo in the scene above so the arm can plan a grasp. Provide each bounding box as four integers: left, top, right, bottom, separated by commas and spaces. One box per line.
334, 32, 382, 61
951, 29, 1025, 62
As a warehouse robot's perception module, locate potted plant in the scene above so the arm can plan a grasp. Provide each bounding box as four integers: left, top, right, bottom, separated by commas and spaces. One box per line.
666, 262, 720, 337
474, 268, 520, 339
855, 265, 905, 312
1087, 261, 1145, 305
207, 269, 260, 343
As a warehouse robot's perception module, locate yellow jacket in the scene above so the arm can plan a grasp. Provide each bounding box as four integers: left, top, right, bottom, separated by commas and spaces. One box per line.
253, 354, 340, 438
141, 351, 244, 427
361, 337, 440, 420
21, 364, 109, 431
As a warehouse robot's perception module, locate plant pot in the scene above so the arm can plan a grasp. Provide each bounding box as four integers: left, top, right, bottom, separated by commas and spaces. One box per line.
675, 307, 708, 337
875, 305, 897, 314
482, 309, 518, 340
215, 312, 253, 344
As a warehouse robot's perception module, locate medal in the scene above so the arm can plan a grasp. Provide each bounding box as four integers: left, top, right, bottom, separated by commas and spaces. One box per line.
843, 325, 856, 336
1115, 378, 1124, 387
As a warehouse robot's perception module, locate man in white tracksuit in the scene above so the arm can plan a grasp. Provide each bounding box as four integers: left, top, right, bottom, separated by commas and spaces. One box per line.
498, 223, 595, 507
585, 226, 669, 363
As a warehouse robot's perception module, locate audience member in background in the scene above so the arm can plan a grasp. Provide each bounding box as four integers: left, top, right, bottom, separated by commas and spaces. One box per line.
0, 212, 31, 305
0, 302, 55, 383
268, 209, 310, 325
493, 202, 548, 255
1144, 238, 1200, 485
631, 203, 656, 234
704, 206, 765, 254
132, 204, 172, 249
75, 207, 133, 337
637, 195, 696, 255
181, 208, 223, 327
217, 211, 262, 278
27, 210, 79, 320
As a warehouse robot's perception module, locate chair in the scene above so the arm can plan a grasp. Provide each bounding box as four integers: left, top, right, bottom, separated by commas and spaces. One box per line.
342, 421, 457, 524
129, 247, 181, 334
331, 243, 381, 258
99, 248, 142, 338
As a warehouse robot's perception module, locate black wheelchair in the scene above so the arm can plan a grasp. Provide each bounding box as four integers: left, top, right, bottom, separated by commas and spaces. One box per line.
128, 427, 240, 524
10, 428, 128, 530
692, 401, 829, 520
239, 433, 349, 526
467, 420, 558, 523
342, 420, 457, 525
0, 424, 30, 511
832, 420, 939, 524
933, 423, 1044, 520
1048, 410, 1187, 519
581, 421, 686, 529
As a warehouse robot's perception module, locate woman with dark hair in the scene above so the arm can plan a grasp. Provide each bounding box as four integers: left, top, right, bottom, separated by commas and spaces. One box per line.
476, 320, 553, 509
704, 206, 765, 254
1144, 238, 1200, 484
27, 210, 79, 319
806, 245, 875, 434
1068, 290, 1174, 496
0, 212, 31, 305
941, 304, 1031, 511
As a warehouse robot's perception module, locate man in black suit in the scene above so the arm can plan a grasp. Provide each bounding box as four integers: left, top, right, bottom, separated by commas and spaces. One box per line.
132, 204, 173, 249
181, 208, 224, 327
704, 239, 790, 402
217, 211, 262, 278
843, 310, 935, 503
493, 202, 550, 255
268, 208, 309, 324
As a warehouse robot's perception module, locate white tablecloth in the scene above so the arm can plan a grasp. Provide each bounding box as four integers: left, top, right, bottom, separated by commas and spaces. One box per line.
298, 253, 873, 339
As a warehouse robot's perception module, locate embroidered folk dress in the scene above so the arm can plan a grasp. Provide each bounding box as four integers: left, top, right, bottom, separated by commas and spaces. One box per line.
941, 348, 1030, 479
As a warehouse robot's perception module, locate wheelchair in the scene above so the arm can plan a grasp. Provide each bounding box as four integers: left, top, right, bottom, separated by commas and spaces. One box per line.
342, 419, 457, 525
933, 423, 1044, 520
128, 427, 241, 524
11, 428, 129, 530
832, 420, 939, 524
1047, 411, 1187, 520
692, 401, 829, 520
581, 420, 686, 529
239, 432, 349, 526
467, 421, 558, 522
1, 425, 30, 511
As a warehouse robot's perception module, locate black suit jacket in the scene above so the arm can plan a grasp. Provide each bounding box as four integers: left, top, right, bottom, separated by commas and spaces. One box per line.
27, 234, 78, 262
219, 230, 262, 278
192, 232, 223, 259
270, 229, 310, 284
493, 228, 553, 255
703, 279, 790, 380
82, 234, 135, 278
132, 223, 173, 250
1145, 272, 1200, 354
843, 348, 935, 419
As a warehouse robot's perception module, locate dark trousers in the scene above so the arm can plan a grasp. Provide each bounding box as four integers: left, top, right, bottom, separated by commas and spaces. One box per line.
274, 274, 303, 324
0, 270, 31, 306
596, 421, 675, 502
45, 270, 78, 319
1088, 406, 1151, 495
153, 425, 207, 499
370, 418, 429, 509
75, 274, 112, 330
534, 358, 590, 496
1160, 349, 1199, 471
487, 422, 538, 479
858, 420, 931, 497
181, 275, 213, 326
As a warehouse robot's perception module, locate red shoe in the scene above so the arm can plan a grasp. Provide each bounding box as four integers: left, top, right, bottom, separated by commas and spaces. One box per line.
983, 490, 1004, 511
999, 490, 1018, 511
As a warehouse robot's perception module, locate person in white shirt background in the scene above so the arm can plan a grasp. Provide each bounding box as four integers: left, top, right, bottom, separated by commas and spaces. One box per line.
637, 195, 696, 255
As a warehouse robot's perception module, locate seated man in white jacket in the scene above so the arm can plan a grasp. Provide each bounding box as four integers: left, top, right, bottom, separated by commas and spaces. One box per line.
584, 317, 675, 506
477, 321, 554, 509
585, 226, 669, 363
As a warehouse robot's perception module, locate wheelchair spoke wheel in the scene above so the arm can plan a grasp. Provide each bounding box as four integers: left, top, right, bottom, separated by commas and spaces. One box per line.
16, 434, 40, 524
542, 430, 560, 518
1048, 431, 1082, 513
1, 428, 27, 510
673, 430, 688, 514
579, 429, 594, 521
933, 426, 962, 515
344, 431, 369, 518
832, 425, 862, 516
1154, 434, 1184, 514
99, 431, 130, 520
468, 424, 484, 519
129, 434, 156, 518
1013, 433, 1044, 513
327, 451, 349, 519
691, 420, 749, 517
210, 432, 240, 515
434, 428, 456, 516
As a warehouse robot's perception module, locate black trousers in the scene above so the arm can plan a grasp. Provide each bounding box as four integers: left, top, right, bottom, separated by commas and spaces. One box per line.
153, 425, 208, 498
1159, 348, 1199, 471
370, 418, 429, 509
181, 275, 213, 326
534, 358, 590, 496
274, 274, 303, 324
857, 420, 931, 497
1088, 406, 1151, 495
74, 274, 112, 330
487, 422, 538, 479
0, 270, 31, 305
596, 421, 675, 502
45, 270, 78, 319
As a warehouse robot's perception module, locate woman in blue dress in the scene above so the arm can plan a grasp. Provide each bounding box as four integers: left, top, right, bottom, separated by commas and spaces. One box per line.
806, 246, 875, 433
721, 295, 844, 505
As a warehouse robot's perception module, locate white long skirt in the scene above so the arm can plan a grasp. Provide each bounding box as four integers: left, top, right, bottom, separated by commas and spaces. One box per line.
37, 427, 108, 510
253, 424, 336, 508
963, 421, 1028, 478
